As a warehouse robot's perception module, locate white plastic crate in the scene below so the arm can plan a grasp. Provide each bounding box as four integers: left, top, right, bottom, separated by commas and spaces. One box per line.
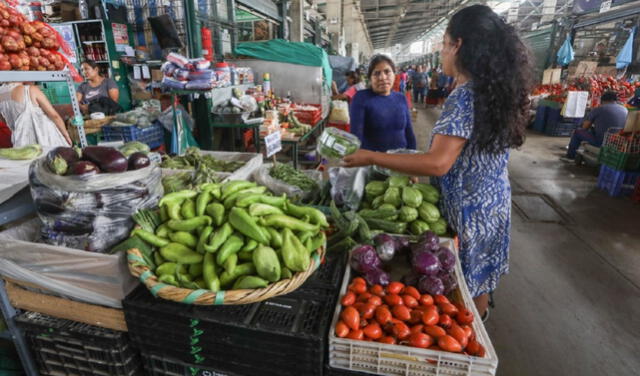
328, 239, 498, 376
161, 150, 263, 183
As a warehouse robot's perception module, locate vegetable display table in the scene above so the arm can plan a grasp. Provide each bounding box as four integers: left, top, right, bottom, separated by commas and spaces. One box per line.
261, 118, 326, 169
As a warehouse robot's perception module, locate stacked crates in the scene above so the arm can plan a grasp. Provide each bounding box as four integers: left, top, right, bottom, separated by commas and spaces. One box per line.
597, 128, 640, 197
124, 253, 347, 376
16, 311, 142, 376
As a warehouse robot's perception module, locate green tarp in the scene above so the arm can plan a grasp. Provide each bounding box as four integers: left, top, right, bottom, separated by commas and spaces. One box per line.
234, 39, 332, 89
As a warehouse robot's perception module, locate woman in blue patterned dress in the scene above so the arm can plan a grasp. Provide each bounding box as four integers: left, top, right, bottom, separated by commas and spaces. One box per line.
343, 4, 533, 317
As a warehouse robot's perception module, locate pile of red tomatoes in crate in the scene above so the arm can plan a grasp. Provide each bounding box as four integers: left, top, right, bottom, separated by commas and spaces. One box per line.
334, 277, 486, 357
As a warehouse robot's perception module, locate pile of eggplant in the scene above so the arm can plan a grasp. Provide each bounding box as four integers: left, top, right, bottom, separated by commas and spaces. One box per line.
47, 145, 150, 176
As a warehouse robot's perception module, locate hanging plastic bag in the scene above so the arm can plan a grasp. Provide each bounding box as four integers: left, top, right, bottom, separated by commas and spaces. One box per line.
329, 166, 371, 211
329, 100, 350, 124
556, 36, 574, 66
29, 159, 162, 253
616, 27, 636, 70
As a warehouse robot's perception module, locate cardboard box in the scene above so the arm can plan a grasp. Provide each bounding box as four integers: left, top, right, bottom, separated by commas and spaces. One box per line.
151, 69, 163, 82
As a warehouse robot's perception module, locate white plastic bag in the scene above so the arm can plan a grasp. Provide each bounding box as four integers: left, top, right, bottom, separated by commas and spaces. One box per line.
328, 100, 350, 125
29, 159, 162, 253
253, 163, 322, 201
0, 219, 137, 308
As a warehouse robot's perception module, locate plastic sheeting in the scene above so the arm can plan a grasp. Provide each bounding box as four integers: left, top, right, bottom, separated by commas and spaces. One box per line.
0, 219, 137, 308
329, 55, 357, 93
616, 27, 636, 70
234, 39, 333, 89
253, 163, 322, 202
329, 166, 371, 211
29, 159, 163, 253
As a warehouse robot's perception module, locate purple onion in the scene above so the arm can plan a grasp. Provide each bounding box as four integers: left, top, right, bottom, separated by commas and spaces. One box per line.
394, 236, 410, 252
412, 251, 441, 276
374, 233, 397, 262
363, 268, 391, 286
440, 272, 458, 294
418, 275, 445, 295
350, 244, 382, 273
434, 247, 456, 272
416, 231, 440, 251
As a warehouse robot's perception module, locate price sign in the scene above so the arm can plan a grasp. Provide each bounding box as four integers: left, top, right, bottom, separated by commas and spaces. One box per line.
265, 131, 282, 158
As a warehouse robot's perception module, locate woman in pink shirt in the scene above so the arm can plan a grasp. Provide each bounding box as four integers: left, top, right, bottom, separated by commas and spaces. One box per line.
333, 71, 363, 103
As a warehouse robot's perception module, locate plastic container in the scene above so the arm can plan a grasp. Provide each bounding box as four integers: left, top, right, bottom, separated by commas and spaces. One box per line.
317, 127, 361, 161
532, 105, 547, 133
123, 253, 346, 376
544, 120, 578, 137
373, 148, 420, 177
17, 311, 142, 376
597, 164, 640, 197
598, 145, 640, 171
328, 239, 498, 376
101, 122, 165, 149
141, 351, 243, 376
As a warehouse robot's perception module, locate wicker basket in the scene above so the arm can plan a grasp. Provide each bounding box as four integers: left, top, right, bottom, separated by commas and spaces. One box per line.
127, 245, 325, 305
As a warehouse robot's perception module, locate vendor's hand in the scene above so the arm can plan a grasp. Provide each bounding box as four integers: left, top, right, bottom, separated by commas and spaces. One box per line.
342, 149, 376, 167
64, 133, 72, 146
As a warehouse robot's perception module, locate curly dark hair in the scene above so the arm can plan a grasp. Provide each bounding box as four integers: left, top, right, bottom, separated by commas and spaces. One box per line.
447, 5, 533, 153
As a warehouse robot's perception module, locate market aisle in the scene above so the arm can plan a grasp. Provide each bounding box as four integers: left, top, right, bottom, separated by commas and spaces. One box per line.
414, 107, 640, 376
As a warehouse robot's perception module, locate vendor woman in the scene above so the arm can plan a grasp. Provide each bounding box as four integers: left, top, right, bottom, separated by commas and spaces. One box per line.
344, 4, 533, 320
349, 55, 416, 152
77, 60, 120, 115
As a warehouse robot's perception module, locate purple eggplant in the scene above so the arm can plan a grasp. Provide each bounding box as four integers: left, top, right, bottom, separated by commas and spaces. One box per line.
128, 152, 151, 170
46, 147, 81, 175
350, 244, 382, 273
69, 161, 100, 176
374, 233, 397, 262
363, 268, 391, 286
418, 275, 444, 295
434, 247, 456, 272
412, 250, 441, 276
81, 146, 128, 173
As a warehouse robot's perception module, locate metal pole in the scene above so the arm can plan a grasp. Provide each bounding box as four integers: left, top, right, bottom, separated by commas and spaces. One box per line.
0, 280, 38, 376
67, 72, 87, 148
184, 0, 203, 58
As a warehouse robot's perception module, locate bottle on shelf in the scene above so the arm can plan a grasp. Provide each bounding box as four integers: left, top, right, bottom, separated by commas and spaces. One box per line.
263, 73, 271, 96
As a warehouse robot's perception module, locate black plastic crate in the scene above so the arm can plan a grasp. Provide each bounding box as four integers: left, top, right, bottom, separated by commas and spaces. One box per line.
123, 254, 347, 376
141, 351, 244, 376
17, 311, 142, 376
325, 365, 375, 376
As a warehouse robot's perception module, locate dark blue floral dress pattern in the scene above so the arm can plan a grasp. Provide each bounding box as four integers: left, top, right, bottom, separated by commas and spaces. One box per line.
431, 82, 511, 297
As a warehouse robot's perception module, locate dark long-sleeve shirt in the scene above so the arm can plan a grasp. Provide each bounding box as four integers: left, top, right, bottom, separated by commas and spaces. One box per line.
350, 89, 417, 152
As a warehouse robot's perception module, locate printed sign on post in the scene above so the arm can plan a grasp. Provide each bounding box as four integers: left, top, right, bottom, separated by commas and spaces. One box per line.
112, 23, 129, 46
265, 131, 282, 158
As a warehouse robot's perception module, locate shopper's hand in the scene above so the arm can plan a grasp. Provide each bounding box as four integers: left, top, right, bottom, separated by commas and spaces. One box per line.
63, 133, 72, 146
342, 149, 376, 167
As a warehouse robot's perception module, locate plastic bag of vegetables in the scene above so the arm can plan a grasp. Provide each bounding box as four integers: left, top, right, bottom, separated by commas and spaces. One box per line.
28, 158, 163, 253
373, 149, 420, 177
253, 163, 322, 202
317, 127, 360, 161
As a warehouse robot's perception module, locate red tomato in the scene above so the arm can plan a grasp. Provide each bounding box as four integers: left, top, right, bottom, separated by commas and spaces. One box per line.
386, 281, 404, 295
378, 336, 396, 345
439, 302, 458, 316
367, 295, 382, 306
428, 345, 442, 351
352, 302, 365, 312
421, 305, 439, 326
352, 277, 366, 285
392, 305, 411, 321
363, 322, 383, 339
370, 284, 385, 297
347, 329, 364, 340
403, 286, 420, 300
461, 325, 474, 341
383, 294, 403, 306
358, 303, 376, 320
335, 320, 349, 338
357, 292, 373, 302
466, 338, 481, 356
434, 295, 450, 305
424, 325, 447, 338
375, 306, 392, 325
410, 324, 424, 335
402, 294, 419, 308
456, 308, 474, 325
408, 332, 433, 348
341, 292, 355, 306
438, 335, 462, 353
407, 309, 423, 324
419, 294, 434, 306
390, 321, 411, 340
341, 307, 360, 331
351, 282, 367, 294
448, 323, 468, 348
439, 313, 453, 329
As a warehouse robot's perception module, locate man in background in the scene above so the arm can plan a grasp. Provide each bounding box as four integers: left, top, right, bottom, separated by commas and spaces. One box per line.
563, 91, 628, 160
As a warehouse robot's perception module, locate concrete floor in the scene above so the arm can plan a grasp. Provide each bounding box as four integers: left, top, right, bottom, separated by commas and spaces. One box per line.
411, 105, 640, 376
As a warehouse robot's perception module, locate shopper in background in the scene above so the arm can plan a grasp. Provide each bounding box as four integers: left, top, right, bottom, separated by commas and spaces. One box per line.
0, 83, 72, 147
349, 54, 416, 152
332, 71, 362, 103
344, 4, 533, 319
77, 60, 121, 115
411, 65, 429, 106
564, 91, 628, 160
399, 69, 408, 93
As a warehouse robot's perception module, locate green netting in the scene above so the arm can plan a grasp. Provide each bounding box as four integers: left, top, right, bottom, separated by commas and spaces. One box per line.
234, 39, 332, 89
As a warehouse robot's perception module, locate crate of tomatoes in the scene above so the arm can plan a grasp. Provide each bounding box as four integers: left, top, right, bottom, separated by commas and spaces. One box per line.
328, 231, 498, 376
